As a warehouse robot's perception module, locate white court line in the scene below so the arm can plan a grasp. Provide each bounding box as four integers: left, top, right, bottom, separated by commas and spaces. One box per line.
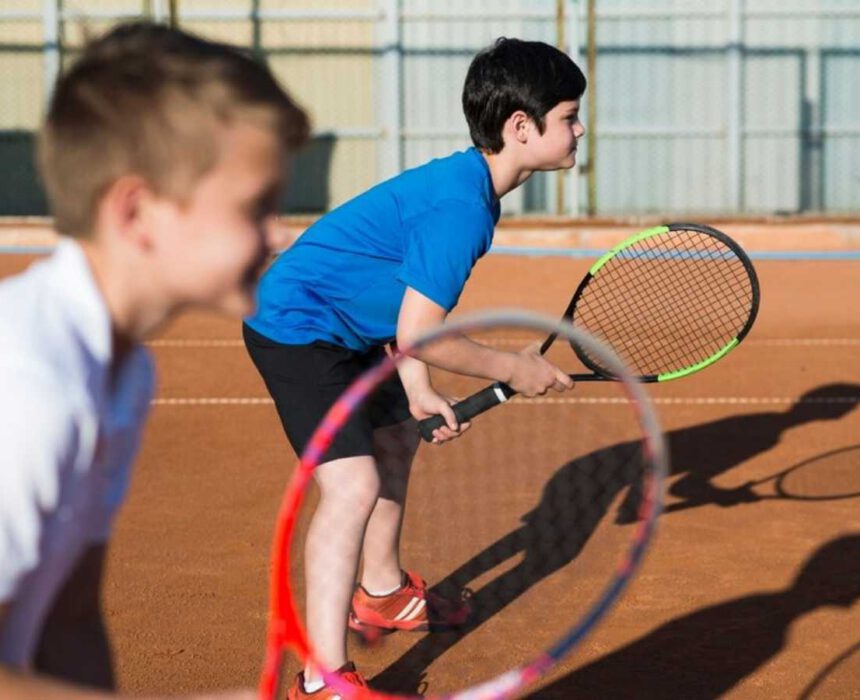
152, 396, 859, 407
154, 397, 273, 405
745, 339, 860, 346
483, 339, 860, 347
523, 396, 860, 406
149, 339, 246, 347
147, 338, 860, 348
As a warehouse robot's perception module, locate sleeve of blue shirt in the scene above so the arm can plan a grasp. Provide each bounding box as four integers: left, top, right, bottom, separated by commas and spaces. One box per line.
397, 200, 494, 312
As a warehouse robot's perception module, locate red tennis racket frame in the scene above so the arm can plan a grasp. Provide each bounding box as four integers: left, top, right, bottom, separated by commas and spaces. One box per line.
258, 311, 668, 700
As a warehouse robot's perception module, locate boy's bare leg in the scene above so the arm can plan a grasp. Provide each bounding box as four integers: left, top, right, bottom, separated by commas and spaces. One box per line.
360, 420, 420, 593
305, 456, 380, 680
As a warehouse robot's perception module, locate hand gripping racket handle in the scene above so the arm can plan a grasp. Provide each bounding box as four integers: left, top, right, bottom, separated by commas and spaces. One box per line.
418, 382, 516, 441
417, 373, 611, 442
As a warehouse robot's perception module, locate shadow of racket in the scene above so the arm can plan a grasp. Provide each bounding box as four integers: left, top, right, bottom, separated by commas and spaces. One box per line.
799, 639, 860, 699
666, 444, 860, 514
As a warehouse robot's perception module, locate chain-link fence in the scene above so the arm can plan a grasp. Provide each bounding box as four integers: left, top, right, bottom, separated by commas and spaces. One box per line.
1, 0, 858, 217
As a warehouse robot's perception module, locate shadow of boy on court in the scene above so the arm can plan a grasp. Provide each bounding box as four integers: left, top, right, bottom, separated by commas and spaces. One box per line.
524, 533, 860, 699
655, 382, 859, 517
372, 382, 859, 694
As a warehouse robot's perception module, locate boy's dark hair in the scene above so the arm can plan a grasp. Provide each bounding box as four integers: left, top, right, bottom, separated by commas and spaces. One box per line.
462, 38, 586, 154
38, 21, 309, 236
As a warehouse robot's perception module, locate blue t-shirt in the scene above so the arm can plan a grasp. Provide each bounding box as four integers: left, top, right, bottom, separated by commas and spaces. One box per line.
247, 147, 500, 351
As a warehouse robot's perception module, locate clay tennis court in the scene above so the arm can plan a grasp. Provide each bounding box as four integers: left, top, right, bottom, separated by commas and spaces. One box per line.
2, 220, 859, 698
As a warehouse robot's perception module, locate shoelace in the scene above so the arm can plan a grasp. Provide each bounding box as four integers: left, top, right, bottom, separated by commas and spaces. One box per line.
401, 572, 429, 600
340, 670, 368, 688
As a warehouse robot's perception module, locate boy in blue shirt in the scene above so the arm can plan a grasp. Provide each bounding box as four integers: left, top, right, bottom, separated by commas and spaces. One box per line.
244, 37, 586, 698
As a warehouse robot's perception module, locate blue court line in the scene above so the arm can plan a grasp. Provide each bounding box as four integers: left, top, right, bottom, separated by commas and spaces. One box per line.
489, 245, 860, 261
3, 244, 860, 261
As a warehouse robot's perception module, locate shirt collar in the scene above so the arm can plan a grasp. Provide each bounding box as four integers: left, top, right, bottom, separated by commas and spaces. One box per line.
49, 238, 114, 367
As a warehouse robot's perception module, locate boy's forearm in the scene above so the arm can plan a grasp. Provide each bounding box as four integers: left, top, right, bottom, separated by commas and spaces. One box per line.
408, 334, 515, 384
396, 287, 515, 384
394, 354, 432, 392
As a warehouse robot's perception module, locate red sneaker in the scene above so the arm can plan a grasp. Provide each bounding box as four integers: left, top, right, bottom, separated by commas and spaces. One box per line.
286, 661, 367, 699
349, 570, 471, 636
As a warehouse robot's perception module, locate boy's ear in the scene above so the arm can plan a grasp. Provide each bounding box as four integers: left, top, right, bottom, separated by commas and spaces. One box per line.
99, 174, 157, 249
507, 110, 532, 145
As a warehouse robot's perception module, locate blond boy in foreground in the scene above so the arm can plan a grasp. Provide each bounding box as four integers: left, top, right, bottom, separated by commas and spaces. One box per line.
0, 22, 308, 700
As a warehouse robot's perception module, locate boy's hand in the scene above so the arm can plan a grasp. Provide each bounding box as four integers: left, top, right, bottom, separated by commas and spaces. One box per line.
713, 482, 761, 506
407, 386, 471, 444
393, 351, 470, 443
507, 343, 574, 397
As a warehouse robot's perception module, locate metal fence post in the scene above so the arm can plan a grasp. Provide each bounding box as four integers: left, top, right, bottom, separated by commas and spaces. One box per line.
168, 0, 178, 28
566, 0, 581, 217
378, 0, 403, 180
555, 0, 566, 215
150, 0, 165, 22
41, 0, 60, 106
585, 0, 597, 216
726, 0, 743, 211
802, 43, 822, 211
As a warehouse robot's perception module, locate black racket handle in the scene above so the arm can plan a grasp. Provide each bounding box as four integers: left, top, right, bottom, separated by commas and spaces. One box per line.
417, 373, 611, 442
417, 382, 515, 441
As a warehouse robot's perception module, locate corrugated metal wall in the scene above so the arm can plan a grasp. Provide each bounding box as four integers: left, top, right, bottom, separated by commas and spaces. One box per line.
819, 5, 860, 213
594, 3, 732, 214
0, 0, 857, 216
182, 0, 380, 208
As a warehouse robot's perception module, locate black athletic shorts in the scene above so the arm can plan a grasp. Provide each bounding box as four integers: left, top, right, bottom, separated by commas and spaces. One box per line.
243, 323, 413, 461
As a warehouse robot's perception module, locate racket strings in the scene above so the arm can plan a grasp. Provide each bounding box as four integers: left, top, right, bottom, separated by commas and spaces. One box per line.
615, 257, 750, 372
587, 260, 749, 374
574, 230, 755, 376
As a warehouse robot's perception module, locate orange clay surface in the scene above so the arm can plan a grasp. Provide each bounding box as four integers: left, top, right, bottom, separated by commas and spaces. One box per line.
1, 220, 859, 698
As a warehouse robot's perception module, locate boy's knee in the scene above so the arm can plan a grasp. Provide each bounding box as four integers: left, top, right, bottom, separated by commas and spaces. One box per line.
317, 457, 381, 511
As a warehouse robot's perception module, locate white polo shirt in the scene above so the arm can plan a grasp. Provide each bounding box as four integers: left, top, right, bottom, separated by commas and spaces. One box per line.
0, 239, 155, 668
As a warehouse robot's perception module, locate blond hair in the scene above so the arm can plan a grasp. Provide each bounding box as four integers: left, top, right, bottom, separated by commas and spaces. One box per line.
38, 22, 310, 236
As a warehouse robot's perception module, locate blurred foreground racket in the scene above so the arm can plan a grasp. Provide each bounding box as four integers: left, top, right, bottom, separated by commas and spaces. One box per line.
418, 223, 759, 441
258, 310, 668, 700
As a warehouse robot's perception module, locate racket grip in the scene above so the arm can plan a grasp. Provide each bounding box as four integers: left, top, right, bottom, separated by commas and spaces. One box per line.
417, 382, 515, 442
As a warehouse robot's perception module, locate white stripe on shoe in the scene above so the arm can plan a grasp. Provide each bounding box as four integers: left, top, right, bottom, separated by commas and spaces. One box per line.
404, 599, 427, 621
393, 596, 426, 622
